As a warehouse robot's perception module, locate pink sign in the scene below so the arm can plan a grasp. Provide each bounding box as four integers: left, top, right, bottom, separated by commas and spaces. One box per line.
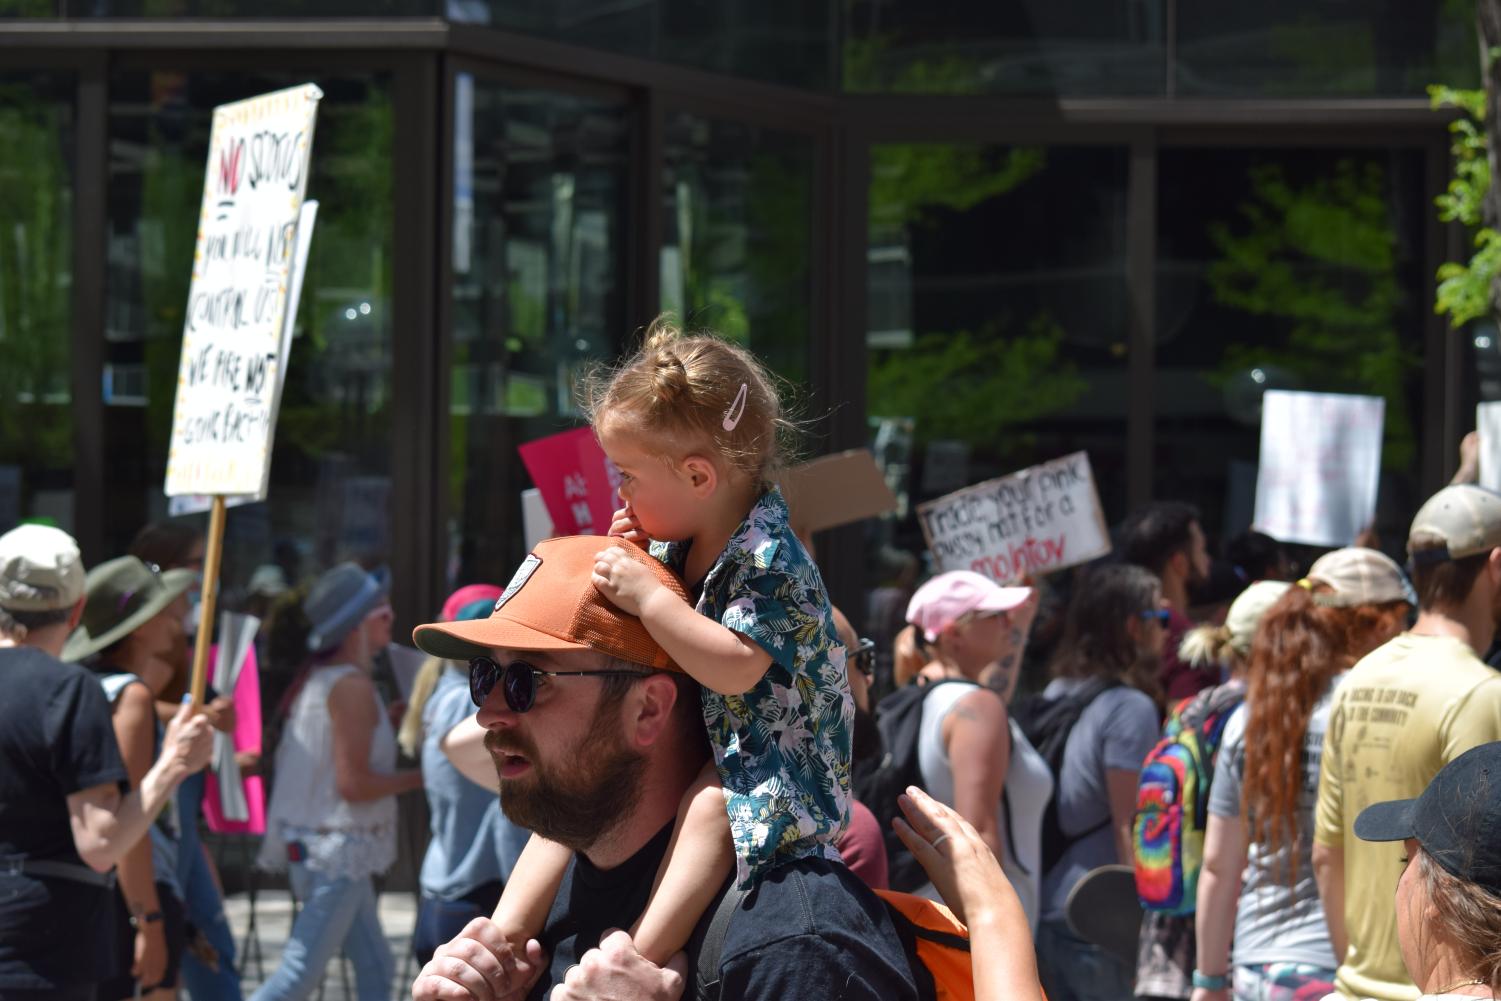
203, 642, 266, 835
517, 427, 621, 536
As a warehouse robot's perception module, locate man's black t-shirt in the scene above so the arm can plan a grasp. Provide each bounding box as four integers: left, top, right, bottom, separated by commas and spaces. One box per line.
530, 824, 920, 1001
0, 647, 130, 990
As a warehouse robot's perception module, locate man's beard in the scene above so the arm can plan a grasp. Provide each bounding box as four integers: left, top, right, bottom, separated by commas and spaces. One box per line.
486, 701, 645, 851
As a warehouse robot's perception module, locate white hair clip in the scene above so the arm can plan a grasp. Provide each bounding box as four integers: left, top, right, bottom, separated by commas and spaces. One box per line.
722, 382, 748, 432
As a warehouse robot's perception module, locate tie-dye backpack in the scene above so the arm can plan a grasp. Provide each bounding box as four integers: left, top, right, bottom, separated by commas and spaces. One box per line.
1132, 683, 1243, 915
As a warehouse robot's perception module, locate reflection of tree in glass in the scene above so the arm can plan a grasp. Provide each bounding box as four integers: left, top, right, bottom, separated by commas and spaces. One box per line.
842, 34, 985, 95
867, 142, 1082, 459
0, 82, 72, 468
869, 315, 1087, 451
870, 143, 1043, 234
1206, 160, 1419, 469
675, 138, 810, 383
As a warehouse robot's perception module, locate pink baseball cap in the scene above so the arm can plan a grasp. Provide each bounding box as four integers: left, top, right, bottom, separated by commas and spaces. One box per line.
440, 583, 506, 623
906, 570, 1033, 643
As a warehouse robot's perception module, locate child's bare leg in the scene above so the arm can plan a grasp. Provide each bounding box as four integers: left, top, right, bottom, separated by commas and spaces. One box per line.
629, 759, 734, 965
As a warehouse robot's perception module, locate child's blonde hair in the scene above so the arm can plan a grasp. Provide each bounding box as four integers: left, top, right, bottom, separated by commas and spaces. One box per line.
583, 316, 790, 485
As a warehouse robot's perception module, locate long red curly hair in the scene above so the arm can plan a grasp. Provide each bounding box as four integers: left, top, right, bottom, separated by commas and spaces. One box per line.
1242, 586, 1409, 877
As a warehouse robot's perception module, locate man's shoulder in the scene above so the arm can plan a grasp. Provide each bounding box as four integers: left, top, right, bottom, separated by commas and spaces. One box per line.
0, 647, 97, 701
708, 859, 919, 999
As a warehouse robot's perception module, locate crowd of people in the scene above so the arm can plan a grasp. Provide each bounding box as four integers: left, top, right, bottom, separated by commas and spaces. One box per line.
1, 320, 1499, 1001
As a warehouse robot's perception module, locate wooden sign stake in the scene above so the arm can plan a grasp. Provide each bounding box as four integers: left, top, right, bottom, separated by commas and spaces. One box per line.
188, 495, 228, 709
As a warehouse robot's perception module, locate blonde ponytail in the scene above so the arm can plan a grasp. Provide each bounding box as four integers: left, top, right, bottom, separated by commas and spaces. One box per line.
397, 655, 447, 758
1178, 623, 1234, 669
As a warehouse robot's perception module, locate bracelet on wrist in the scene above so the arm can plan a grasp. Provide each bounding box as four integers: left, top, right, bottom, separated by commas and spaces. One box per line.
1191, 970, 1230, 991
128, 910, 164, 930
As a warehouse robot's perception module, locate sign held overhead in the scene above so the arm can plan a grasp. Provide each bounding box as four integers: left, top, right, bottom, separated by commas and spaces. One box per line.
1253, 390, 1384, 548
918, 451, 1110, 583
165, 83, 323, 500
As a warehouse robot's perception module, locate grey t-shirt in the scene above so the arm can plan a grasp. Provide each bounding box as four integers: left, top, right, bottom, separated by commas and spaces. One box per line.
1208, 695, 1337, 971
1039, 678, 1160, 923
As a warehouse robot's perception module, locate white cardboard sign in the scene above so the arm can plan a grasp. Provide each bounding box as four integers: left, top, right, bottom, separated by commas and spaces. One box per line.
1253, 390, 1385, 548
1477, 403, 1501, 493
917, 451, 1110, 583
164, 84, 323, 499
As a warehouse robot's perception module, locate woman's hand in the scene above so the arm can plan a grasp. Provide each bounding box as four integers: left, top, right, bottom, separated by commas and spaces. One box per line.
892, 785, 1010, 927
132, 919, 168, 988
893, 785, 1043, 1001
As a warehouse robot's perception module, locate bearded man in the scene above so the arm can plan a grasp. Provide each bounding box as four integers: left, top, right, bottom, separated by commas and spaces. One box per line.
410, 536, 919, 1001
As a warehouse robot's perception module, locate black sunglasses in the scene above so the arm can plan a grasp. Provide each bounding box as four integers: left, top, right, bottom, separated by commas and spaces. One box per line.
468, 656, 651, 712
851, 637, 876, 679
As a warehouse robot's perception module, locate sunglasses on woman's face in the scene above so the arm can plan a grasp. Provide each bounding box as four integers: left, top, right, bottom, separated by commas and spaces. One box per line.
467, 655, 650, 712
1138, 609, 1172, 627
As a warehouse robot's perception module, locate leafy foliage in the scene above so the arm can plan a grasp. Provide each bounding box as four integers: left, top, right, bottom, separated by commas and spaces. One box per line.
1430, 84, 1501, 327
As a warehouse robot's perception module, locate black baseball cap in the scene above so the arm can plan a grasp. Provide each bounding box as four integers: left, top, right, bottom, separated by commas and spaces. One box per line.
1354, 741, 1501, 896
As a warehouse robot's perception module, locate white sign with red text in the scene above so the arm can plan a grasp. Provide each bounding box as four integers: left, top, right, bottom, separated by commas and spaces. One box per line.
165, 84, 322, 499
918, 452, 1110, 583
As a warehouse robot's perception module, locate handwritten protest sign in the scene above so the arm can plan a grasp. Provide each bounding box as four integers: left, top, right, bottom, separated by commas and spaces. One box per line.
1253, 390, 1384, 548
517, 427, 621, 536
917, 452, 1110, 583
165, 84, 322, 500
1478, 403, 1501, 493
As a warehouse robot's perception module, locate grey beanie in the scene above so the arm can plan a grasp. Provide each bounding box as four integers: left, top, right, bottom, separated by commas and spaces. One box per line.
303, 562, 388, 653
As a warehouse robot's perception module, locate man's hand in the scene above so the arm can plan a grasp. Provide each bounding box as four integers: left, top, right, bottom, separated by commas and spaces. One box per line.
132, 920, 167, 988
592, 548, 662, 617
412, 917, 546, 1001
161, 699, 215, 779
549, 931, 686, 1001
607, 506, 649, 548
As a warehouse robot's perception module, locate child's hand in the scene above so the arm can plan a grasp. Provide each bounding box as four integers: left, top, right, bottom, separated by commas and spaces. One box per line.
411, 917, 546, 1000
592, 547, 662, 617
608, 505, 649, 548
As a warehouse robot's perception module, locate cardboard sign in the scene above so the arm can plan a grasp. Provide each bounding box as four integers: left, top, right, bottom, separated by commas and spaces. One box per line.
164, 84, 323, 499
917, 452, 1110, 583
1253, 390, 1385, 548
517, 427, 620, 536
1478, 403, 1501, 493
779, 449, 899, 536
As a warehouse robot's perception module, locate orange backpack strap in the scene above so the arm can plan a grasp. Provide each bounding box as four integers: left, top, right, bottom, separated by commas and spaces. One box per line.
875, 890, 975, 1001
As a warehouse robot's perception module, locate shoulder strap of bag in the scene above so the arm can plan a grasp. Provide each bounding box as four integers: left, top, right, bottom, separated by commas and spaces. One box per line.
692, 882, 747, 1001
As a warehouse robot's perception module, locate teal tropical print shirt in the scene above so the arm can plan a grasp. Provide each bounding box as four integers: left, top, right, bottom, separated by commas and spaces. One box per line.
650, 486, 853, 887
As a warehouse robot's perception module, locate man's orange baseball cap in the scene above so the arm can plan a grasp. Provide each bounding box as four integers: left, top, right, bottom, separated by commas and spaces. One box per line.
411, 536, 688, 672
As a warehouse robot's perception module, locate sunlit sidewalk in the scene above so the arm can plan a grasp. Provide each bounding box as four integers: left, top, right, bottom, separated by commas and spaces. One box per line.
224, 889, 420, 1001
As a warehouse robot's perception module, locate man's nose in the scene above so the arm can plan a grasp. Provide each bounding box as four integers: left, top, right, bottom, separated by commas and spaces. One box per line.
475, 688, 520, 730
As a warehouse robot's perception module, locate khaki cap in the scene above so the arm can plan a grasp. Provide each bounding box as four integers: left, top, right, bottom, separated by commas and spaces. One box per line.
1305, 547, 1412, 608
1407, 485, 1501, 565
0, 524, 85, 612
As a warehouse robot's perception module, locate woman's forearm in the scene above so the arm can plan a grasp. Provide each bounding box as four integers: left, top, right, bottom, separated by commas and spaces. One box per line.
336, 766, 423, 803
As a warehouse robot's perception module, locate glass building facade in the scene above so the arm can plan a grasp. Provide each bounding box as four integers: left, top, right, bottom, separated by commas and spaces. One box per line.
0, 3, 1482, 639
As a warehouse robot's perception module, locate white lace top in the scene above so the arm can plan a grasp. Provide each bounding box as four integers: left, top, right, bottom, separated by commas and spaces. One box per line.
257, 664, 398, 879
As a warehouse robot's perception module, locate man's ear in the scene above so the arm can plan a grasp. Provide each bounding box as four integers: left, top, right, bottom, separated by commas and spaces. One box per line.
1167, 549, 1188, 583
680, 455, 719, 499
623, 673, 681, 750
67, 596, 85, 631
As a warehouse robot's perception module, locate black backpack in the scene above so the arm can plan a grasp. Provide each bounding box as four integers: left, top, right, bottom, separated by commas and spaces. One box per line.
853, 678, 968, 892
1009, 677, 1122, 876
